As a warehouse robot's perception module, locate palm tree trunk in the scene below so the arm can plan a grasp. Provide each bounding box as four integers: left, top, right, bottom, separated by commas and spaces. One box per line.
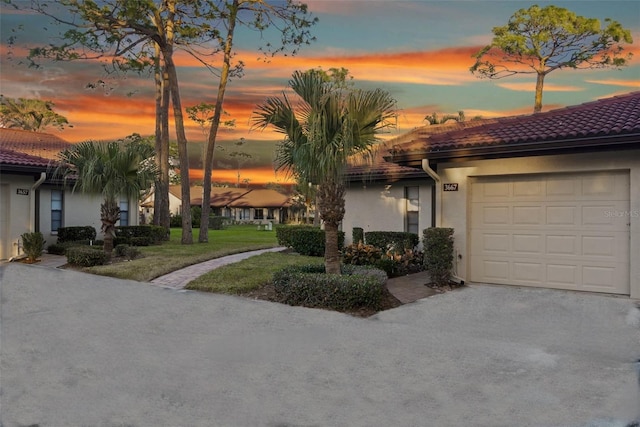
317, 181, 345, 275
101, 199, 120, 254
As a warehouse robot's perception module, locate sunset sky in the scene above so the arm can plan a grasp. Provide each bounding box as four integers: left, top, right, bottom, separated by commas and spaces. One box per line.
1, 0, 639, 185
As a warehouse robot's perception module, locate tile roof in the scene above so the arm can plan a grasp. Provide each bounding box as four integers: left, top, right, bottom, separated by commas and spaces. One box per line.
228, 189, 291, 208
0, 128, 73, 160
345, 120, 494, 182
0, 148, 53, 168
186, 186, 252, 207
391, 92, 640, 163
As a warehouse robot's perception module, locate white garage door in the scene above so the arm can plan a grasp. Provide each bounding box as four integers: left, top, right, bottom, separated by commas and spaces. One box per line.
470, 172, 630, 294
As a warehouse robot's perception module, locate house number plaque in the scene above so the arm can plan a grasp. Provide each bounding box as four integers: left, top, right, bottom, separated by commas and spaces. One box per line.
16, 188, 29, 196
443, 183, 458, 191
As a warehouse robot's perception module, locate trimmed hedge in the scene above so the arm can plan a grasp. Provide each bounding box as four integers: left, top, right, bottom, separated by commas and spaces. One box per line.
275, 225, 344, 257
272, 264, 386, 310
208, 216, 228, 230
115, 225, 166, 244
423, 227, 454, 286
66, 246, 110, 267
352, 227, 364, 244
48, 240, 103, 255
364, 231, 419, 252
57, 226, 97, 243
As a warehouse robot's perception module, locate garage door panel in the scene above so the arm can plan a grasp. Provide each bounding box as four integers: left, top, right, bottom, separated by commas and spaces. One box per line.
470, 171, 630, 294
512, 234, 543, 255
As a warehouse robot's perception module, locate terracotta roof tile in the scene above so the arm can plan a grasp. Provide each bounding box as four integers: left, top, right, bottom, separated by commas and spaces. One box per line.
0, 148, 53, 168
393, 92, 640, 160
0, 128, 73, 160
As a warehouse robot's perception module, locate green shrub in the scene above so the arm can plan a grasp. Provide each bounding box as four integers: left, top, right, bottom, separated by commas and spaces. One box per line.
277, 226, 344, 257
170, 214, 182, 228
272, 264, 386, 310
423, 227, 454, 286
208, 216, 228, 230
352, 227, 364, 244
275, 225, 317, 247
364, 231, 419, 252
342, 242, 382, 266
47, 243, 68, 256
130, 236, 152, 246
114, 244, 129, 257
378, 248, 425, 278
115, 225, 166, 244
57, 226, 96, 243
21, 232, 45, 261
66, 246, 110, 267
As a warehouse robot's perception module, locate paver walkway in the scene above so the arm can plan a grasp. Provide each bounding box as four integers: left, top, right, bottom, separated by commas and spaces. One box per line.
150, 247, 287, 289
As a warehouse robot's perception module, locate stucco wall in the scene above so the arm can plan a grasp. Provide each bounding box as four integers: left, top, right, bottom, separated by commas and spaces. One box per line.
343, 179, 433, 245
0, 175, 33, 259
435, 149, 640, 298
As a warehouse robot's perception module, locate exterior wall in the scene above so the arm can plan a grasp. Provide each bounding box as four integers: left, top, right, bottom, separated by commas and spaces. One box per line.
435, 149, 640, 298
0, 174, 34, 259
37, 186, 139, 242
229, 207, 284, 224
343, 179, 433, 245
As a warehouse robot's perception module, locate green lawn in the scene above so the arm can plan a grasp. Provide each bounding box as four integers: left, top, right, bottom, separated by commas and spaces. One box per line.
186, 251, 321, 294
84, 225, 280, 282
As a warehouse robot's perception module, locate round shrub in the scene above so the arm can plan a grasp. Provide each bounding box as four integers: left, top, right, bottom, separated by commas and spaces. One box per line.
66, 246, 110, 267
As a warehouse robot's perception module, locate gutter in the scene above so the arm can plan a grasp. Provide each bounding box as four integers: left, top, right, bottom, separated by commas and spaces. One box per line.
421, 159, 466, 286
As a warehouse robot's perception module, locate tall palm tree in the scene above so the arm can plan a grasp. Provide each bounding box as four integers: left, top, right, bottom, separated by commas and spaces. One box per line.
254, 69, 396, 274
56, 137, 158, 253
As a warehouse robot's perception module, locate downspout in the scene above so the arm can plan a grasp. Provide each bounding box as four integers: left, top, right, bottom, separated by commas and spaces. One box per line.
421, 159, 465, 285
30, 172, 46, 232
421, 159, 441, 227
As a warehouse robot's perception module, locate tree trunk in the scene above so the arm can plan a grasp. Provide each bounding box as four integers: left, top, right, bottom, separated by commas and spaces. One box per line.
162, 1, 192, 244
101, 198, 120, 254
317, 181, 345, 275
199, 0, 239, 243
153, 44, 171, 235
534, 72, 545, 113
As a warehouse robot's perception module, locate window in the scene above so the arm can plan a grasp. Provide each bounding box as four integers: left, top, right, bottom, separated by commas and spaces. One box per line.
239, 208, 250, 220
254, 208, 264, 220
119, 199, 129, 226
405, 186, 419, 235
267, 208, 276, 220
51, 190, 63, 233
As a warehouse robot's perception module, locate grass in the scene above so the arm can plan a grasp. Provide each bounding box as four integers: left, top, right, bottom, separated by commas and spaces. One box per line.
185, 252, 321, 294
84, 225, 279, 282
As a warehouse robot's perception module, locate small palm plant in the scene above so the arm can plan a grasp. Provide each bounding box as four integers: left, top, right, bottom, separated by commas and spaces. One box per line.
21, 232, 45, 263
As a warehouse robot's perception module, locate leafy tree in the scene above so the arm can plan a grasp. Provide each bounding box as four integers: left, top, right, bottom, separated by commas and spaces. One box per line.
197, 0, 317, 243
470, 4, 633, 113
254, 69, 396, 274
0, 96, 71, 131
56, 135, 158, 254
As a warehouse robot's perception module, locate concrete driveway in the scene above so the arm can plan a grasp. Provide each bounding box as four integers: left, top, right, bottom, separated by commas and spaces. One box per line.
1, 263, 639, 427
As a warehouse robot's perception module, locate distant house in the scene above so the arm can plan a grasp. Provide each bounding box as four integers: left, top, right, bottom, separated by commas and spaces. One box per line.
142, 185, 291, 224
0, 129, 140, 260
388, 92, 639, 298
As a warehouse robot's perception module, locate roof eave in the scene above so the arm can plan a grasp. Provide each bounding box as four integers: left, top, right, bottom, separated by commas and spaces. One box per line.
390, 134, 640, 165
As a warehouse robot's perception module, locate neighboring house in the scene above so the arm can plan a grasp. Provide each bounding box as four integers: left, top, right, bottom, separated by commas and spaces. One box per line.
343, 120, 496, 245
227, 188, 291, 224
140, 185, 184, 223
389, 92, 640, 298
144, 185, 291, 224
0, 129, 139, 260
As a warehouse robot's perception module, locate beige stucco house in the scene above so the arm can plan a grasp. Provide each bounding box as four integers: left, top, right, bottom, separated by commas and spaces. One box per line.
389, 92, 640, 298
0, 129, 140, 260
